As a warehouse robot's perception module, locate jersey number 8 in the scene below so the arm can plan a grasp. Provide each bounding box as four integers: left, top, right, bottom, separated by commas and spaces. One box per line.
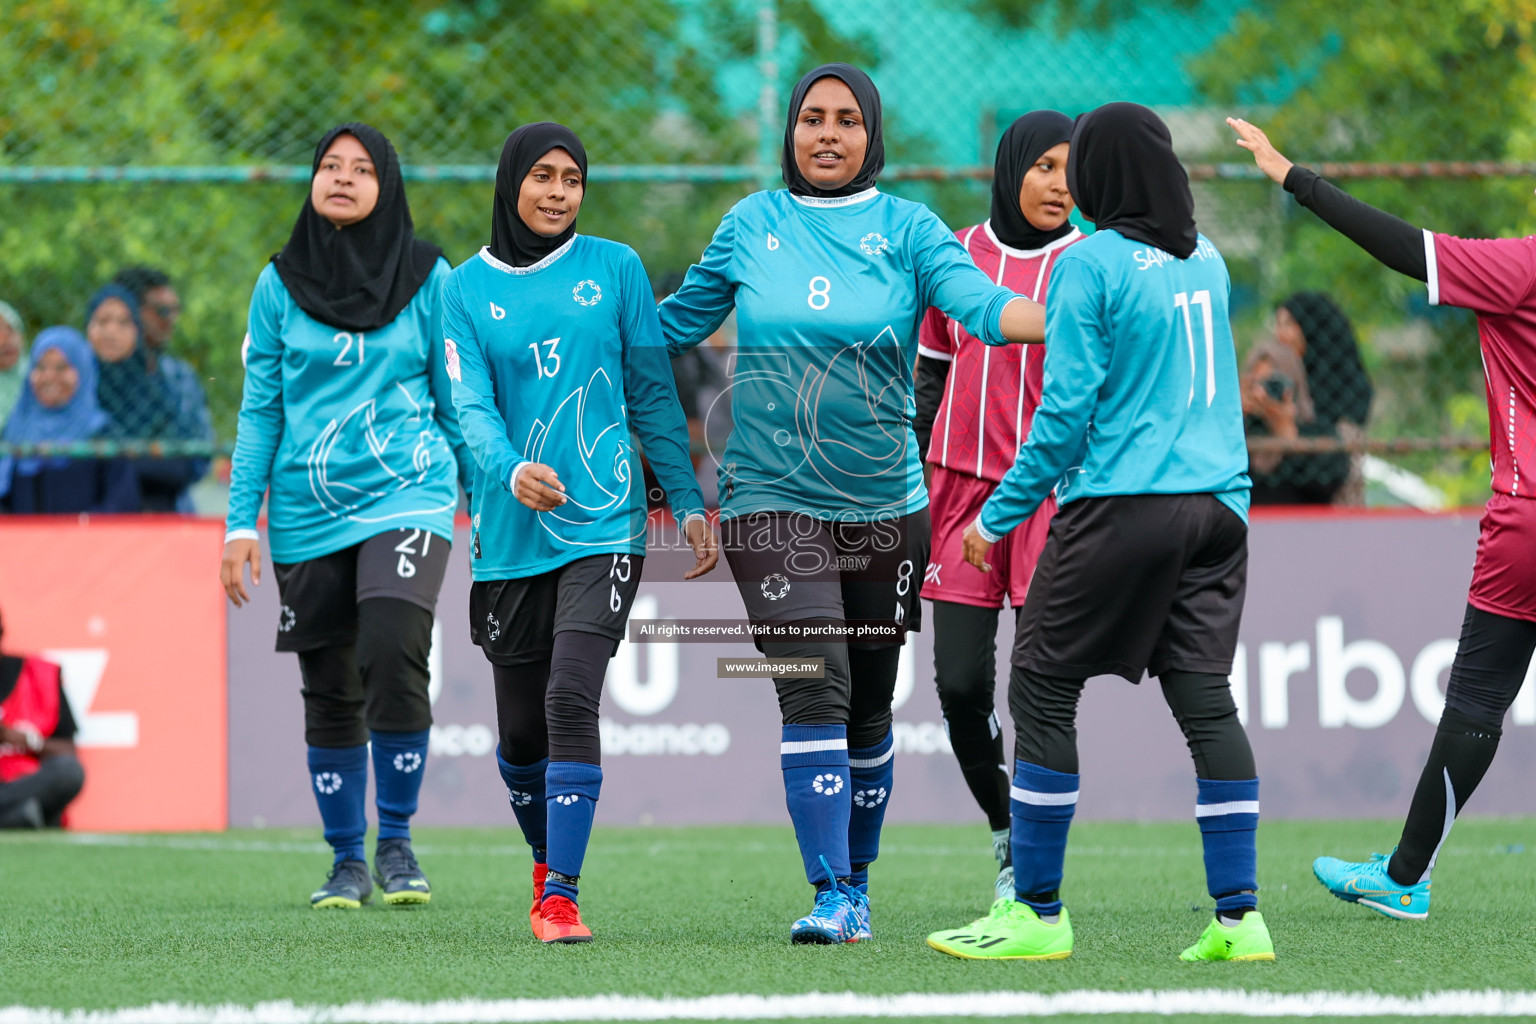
807, 276, 831, 310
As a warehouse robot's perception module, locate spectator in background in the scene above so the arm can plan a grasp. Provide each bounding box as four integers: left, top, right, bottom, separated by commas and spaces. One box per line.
113, 267, 215, 511
0, 607, 85, 829
0, 301, 26, 428
1242, 292, 1373, 504
0, 327, 138, 514
85, 284, 203, 512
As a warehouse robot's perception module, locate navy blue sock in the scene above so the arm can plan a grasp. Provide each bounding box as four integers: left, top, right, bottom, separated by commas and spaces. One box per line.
1196, 777, 1260, 914
496, 746, 549, 864
847, 728, 894, 887
780, 724, 852, 888
544, 760, 602, 904
370, 728, 429, 842
1010, 759, 1079, 916
308, 744, 368, 863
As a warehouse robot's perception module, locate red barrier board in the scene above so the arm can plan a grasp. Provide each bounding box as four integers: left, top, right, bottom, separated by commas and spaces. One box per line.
0, 517, 227, 830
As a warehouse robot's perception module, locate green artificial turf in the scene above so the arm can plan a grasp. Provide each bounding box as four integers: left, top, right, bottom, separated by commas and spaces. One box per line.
2, 819, 1534, 1018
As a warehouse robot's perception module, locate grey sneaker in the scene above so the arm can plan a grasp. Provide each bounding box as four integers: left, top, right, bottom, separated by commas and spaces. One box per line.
311, 858, 372, 909
992, 828, 1014, 903
373, 838, 431, 906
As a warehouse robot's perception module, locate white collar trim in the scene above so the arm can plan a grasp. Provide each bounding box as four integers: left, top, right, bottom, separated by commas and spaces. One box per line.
790, 186, 881, 209
982, 220, 1081, 259
477, 236, 577, 275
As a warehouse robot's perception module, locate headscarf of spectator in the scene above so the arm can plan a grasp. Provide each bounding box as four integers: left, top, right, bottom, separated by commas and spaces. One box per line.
0, 301, 27, 427
273, 122, 443, 332
86, 284, 181, 439
1280, 292, 1373, 427
0, 327, 110, 498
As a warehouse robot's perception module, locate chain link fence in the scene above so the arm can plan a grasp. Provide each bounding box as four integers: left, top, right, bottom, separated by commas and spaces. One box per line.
2, 0, 1528, 511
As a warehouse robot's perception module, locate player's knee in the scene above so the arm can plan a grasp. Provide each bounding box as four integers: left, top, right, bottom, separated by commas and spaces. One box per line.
1443, 672, 1520, 734
303, 693, 368, 747
40, 754, 85, 802
1439, 702, 1504, 738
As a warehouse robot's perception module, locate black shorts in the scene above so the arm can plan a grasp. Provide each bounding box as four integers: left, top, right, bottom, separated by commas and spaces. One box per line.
272, 528, 451, 652
1012, 493, 1246, 682
469, 553, 645, 666
720, 509, 930, 649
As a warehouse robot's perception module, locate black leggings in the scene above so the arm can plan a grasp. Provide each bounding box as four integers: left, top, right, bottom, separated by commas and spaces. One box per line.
298, 598, 434, 748
494, 629, 616, 766
761, 638, 898, 748
933, 601, 1015, 830
1441, 603, 1536, 731
1012, 667, 1255, 780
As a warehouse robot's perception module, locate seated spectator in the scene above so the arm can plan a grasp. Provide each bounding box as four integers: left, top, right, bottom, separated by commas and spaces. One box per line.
0, 327, 139, 514
1243, 292, 1373, 504
0, 301, 25, 428
0, 607, 85, 829
113, 267, 214, 511
85, 284, 202, 512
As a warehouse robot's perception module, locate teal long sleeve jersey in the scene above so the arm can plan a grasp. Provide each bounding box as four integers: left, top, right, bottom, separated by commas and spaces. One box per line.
977, 230, 1252, 541
658, 187, 1020, 522
225, 260, 474, 563
443, 235, 706, 581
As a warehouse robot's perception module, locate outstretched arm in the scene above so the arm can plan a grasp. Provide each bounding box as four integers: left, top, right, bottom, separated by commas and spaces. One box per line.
1227, 117, 1426, 281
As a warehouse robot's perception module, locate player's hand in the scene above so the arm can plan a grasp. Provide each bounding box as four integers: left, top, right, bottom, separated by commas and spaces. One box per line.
1227, 117, 1294, 186
961, 522, 994, 572
514, 463, 567, 511
220, 538, 261, 607
682, 515, 719, 580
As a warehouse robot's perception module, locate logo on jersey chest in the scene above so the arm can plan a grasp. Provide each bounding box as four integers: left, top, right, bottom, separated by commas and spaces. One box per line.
573, 279, 603, 306
860, 232, 890, 257
767, 232, 780, 251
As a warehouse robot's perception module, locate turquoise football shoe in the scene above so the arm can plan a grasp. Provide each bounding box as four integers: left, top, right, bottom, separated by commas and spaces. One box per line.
1313, 851, 1430, 920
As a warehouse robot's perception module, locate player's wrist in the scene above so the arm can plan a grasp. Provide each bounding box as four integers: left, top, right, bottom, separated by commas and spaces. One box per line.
972, 515, 1001, 545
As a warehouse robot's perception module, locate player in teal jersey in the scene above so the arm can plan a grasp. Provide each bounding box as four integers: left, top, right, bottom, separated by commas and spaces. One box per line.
659, 63, 1046, 944
927, 103, 1271, 963
220, 123, 473, 910
443, 122, 717, 943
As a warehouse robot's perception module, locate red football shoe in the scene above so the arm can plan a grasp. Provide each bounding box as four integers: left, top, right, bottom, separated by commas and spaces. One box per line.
529, 862, 549, 939
539, 894, 593, 943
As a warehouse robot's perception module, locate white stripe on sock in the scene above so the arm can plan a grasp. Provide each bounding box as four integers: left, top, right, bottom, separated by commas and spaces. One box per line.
1421, 767, 1457, 883
848, 747, 895, 769
1194, 800, 1260, 818
1009, 785, 1078, 806
779, 739, 847, 755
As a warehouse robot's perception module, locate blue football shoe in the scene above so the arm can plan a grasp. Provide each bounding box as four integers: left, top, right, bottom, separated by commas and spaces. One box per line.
790, 882, 863, 944
1313, 851, 1430, 920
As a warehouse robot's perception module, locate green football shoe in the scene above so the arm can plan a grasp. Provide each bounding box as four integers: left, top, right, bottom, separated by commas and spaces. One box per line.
1180, 911, 1276, 962
926, 899, 1073, 960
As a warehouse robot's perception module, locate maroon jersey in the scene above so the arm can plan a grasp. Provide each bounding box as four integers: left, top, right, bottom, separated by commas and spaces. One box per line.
919, 222, 1081, 483
1428, 232, 1536, 498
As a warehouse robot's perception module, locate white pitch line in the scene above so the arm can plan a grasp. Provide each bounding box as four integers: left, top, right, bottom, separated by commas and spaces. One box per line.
4, 990, 1536, 1023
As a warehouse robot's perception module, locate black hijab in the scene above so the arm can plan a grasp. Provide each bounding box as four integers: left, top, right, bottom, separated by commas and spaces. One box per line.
1281, 292, 1374, 427
489, 123, 589, 268
781, 63, 885, 198
990, 110, 1075, 251
273, 123, 441, 332
1066, 102, 1197, 259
